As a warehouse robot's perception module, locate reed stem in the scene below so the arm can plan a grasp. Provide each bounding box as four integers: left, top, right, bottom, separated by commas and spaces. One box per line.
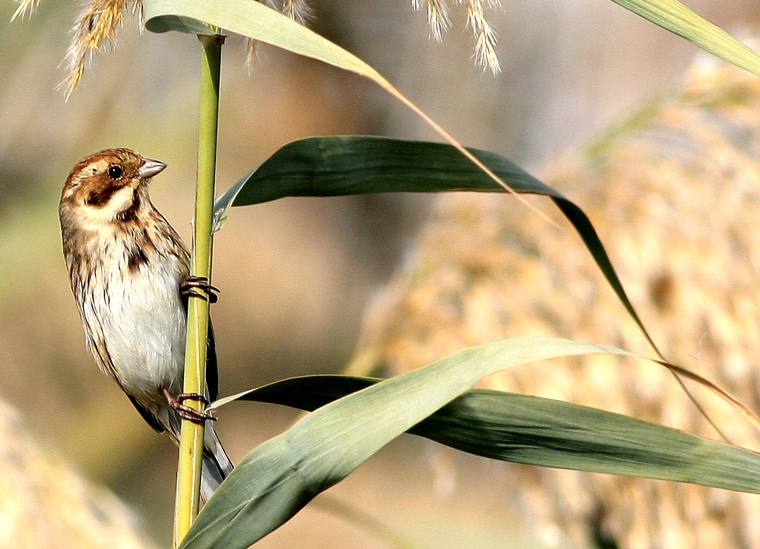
173, 32, 224, 548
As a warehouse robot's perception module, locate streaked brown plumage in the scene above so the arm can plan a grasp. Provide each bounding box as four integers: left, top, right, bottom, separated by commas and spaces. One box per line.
59, 148, 232, 500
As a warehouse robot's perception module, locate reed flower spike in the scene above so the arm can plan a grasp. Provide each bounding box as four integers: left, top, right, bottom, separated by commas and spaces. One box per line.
11, 0, 501, 97
12, 0, 143, 98
412, 0, 502, 73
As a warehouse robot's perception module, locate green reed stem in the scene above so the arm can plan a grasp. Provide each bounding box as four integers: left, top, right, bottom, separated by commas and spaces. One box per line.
174, 32, 224, 548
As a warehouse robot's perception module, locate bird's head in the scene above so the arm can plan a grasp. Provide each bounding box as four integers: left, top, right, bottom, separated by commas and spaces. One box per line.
60, 148, 166, 226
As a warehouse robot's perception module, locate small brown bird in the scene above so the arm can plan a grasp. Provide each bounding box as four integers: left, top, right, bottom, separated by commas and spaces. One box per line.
59, 148, 233, 500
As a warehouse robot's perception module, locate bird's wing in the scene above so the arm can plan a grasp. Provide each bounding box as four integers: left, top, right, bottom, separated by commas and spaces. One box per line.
126, 392, 166, 433
206, 319, 219, 402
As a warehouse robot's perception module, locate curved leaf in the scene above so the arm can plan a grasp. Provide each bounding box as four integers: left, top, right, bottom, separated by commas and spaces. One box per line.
147, 13, 214, 34
185, 338, 760, 548
225, 374, 760, 491
215, 136, 554, 208
182, 337, 635, 549
144, 0, 383, 80
144, 0, 760, 93
611, 0, 760, 77
213, 135, 661, 357
144, 0, 551, 225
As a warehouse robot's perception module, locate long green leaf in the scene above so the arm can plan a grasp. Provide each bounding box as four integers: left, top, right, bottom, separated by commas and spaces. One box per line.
145, 0, 382, 79
221, 374, 760, 492
144, 0, 760, 88
214, 136, 553, 211
182, 337, 636, 548
184, 338, 760, 548
610, 0, 760, 77
144, 0, 508, 195
213, 135, 661, 357
143, 0, 566, 223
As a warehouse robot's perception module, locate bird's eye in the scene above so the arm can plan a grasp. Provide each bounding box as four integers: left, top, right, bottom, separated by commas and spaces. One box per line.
107, 165, 123, 179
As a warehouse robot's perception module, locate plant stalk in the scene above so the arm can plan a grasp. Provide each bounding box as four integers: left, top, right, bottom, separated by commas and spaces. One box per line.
173, 32, 225, 548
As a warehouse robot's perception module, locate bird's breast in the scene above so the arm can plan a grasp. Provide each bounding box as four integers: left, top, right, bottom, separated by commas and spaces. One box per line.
84, 250, 188, 404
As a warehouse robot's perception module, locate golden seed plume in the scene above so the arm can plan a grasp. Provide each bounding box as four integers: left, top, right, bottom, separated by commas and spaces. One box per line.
283, 0, 312, 23
412, 0, 502, 73
245, 0, 313, 71
412, 0, 451, 41
60, 0, 143, 99
12, 0, 500, 97
10, 0, 41, 21
466, 0, 501, 73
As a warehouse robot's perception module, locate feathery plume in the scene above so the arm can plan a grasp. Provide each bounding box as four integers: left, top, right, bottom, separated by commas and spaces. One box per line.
411, 0, 501, 72
246, 0, 313, 70
283, 0, 312, 23
10, 0, 41, 21
12, 0, 500, 97
59, 0, 142, 99
466, 0, 501, 73
412, 0, 451, 41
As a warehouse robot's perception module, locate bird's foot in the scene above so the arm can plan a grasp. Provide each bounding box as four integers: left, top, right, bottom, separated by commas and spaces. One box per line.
162, 388, 217, 424
180, 276, 219, 304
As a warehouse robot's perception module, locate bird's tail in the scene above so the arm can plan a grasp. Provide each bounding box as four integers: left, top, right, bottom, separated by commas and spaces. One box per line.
201, 423, 234, 503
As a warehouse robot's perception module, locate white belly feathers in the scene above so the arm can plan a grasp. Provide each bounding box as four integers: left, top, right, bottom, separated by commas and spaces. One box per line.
94, 252, 187, 401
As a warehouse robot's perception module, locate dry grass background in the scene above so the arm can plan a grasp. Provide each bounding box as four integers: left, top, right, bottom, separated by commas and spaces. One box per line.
2, 0, 760, 547
352, 53, 760, 548
0, 400, 157, 548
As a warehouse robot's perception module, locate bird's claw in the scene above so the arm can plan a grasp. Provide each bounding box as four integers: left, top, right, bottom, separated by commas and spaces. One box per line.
162, 388, 217, 424
180, 276, 220, 304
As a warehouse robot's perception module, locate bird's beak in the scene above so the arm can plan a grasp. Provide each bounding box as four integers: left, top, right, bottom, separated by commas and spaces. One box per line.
138, 158, 166, 179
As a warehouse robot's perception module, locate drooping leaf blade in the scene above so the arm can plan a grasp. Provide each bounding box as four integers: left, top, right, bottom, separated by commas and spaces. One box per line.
215, 136, 553, 208
147, 13, 214, 34
145, 0, 381, 79
223, 374, 760, 491
144, 0, 507, 207
184, 338, 760, 548
182, 337, 634, 548
610, 0, 760, 77
213, 135, 661, 357
143, 0, 760, 92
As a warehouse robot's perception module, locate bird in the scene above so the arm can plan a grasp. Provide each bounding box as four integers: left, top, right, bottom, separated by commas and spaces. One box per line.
58, 147, 233, 501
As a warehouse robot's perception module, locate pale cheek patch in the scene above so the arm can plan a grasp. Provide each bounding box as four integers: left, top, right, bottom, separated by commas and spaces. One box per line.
106, 186, 136, 217
81, 186, 135, 225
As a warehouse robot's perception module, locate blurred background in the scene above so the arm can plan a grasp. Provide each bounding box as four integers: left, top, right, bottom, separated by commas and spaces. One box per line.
1, 0, 760, 546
